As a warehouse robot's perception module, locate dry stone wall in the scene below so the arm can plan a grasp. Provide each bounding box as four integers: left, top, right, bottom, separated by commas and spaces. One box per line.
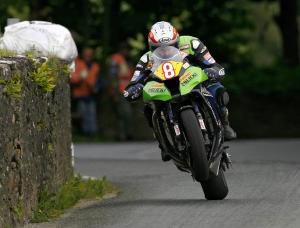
0, 57, 73, 227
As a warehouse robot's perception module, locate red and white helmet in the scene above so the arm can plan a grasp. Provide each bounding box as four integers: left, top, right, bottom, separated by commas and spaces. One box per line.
148, 21, 179, 51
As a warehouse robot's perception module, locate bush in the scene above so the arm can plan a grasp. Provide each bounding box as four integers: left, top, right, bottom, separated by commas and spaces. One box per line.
224, 65, 300, 96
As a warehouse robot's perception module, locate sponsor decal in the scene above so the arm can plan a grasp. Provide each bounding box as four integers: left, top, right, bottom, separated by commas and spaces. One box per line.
199, 119, 206, 130
151, 83, 164, 88
148, 87, 166, 93
179, 44, 190, 50
123, 91, 129, 97
182, 62, 190, 69
203, 52, 216, 64
174, 124, 181, 136
159, 37, 171, 43
181, 73, 197, 86
207, 57, 216, 64
204, 52, 212, 60
219, 69, 225, 75
180, 72, 192, 82
201, 87, 213, 97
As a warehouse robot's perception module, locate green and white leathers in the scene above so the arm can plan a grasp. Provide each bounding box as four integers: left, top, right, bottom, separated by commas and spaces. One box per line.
124, 30, 233, 196
129, 35, 224, 85
142, 46, 208, 102
126, 45, 231, 194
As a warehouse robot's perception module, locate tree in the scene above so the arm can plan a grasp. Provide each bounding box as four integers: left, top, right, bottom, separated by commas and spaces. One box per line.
276, 0, 299, 65
251, 0, 299, 65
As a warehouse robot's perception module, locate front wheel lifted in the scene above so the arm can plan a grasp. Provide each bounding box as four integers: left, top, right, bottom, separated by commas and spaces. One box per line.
180, 109, 209, 182
200, 169, 229, 200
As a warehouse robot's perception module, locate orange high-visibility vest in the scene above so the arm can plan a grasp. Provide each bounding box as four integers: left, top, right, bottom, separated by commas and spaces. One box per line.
71, 57, 100, 98
110, 53, 133, 93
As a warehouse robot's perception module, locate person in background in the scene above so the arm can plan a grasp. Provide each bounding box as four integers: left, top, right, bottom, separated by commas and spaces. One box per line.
108, 43, 134, 141
70, 47, 100, 135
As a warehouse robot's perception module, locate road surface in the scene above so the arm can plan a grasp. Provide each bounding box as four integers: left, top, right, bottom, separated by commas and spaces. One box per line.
29, 139, 300, 228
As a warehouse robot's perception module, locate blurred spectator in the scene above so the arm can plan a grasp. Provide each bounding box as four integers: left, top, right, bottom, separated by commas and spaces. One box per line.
108, 43, 134, 140
70, 47, 100, 135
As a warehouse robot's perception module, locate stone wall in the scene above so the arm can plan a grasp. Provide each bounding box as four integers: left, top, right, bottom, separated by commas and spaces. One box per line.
0, 57, 73, 227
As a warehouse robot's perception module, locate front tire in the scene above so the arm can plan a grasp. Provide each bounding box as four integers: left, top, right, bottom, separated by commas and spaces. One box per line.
180, 109, 209, 182
200, 169, 229, 200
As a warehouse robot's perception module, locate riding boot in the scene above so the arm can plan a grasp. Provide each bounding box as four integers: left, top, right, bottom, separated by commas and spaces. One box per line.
153, 132, 171, 162
160, 144, 171, 162
220, 107, 237, 141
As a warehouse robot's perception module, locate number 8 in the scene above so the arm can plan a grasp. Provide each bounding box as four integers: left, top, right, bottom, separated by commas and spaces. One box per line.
162, 62, 175, 79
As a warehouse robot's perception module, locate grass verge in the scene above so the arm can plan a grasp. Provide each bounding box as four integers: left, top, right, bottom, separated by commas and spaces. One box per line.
0, 48, 17, 57
30, 175, 119, 223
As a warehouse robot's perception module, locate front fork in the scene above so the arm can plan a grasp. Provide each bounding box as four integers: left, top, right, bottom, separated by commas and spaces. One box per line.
191, 100, 210, 145
165, 100, 209, 153
166, 103, 185, 151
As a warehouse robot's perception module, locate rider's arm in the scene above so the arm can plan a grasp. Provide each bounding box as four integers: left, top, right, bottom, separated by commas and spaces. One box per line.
124, 53, 150, 101
127, 53, 150, 87
191, 39, 225, 81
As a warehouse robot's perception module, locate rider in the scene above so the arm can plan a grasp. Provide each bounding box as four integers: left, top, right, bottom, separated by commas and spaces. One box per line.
124, 21, 237, 151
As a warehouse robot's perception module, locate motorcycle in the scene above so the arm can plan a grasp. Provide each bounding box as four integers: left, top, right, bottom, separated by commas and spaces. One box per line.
136, 46, 231, 200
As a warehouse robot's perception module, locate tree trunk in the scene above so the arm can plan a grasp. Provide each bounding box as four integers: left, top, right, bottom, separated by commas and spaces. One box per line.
277, 0, 299, 65
102, 0, 121, 56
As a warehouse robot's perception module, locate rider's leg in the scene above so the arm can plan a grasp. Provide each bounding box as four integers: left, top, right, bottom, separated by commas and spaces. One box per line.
206, 82, 237, 140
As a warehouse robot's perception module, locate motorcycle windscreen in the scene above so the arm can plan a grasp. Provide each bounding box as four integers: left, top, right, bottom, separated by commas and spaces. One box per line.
179, 66, 208, 95
143, 81, 172, 102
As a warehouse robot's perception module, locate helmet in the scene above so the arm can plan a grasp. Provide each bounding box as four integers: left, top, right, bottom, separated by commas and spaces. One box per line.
148, 21, 179, 51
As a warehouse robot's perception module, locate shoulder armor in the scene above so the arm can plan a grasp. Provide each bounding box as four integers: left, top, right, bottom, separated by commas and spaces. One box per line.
191, 39, 201, 49
140, 54, 148, 63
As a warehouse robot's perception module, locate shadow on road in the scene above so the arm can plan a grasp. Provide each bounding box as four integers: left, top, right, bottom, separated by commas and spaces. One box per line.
85, 198, 253, 210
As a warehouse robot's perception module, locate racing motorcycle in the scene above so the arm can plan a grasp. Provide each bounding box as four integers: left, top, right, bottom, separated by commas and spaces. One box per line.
136, 46, 231, 200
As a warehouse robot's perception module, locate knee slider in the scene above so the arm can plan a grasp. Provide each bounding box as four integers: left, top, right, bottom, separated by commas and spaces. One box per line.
217, 88, 229, 106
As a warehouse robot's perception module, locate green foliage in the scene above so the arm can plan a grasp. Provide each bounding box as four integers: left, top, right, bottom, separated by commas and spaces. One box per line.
224, 65, 300, 95
25, 49, 39, 60
47, 143, 54, 153
32, 56, 69, 92
0, 70, 22, 98
33, 58, 58, 92
1, 0, 298, 139
0, 49, 17, 57
31, 175, 118, 223
13, 199, 24, 219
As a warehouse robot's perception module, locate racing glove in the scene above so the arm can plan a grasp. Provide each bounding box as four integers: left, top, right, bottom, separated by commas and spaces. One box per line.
123, 83, 144, 101
203, 68, 225, 81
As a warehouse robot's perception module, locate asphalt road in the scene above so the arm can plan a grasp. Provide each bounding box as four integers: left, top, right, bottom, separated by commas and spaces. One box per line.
29, 139, 300, 228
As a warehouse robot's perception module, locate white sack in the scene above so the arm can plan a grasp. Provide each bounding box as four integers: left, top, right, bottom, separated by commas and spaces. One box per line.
0, 21, 78, 61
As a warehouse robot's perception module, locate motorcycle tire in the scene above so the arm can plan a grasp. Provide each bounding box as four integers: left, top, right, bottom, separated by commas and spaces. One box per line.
180, 109, 209, 182
200, 169, 228, 200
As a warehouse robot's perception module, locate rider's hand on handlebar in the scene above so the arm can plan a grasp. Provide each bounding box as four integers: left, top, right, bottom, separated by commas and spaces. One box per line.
203, 68, 225, 82
123, 83, 144, 101
203, 68, 218, 80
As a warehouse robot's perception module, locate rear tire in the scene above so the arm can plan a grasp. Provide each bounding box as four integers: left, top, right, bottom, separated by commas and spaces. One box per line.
201, 169, 229, 200
180, 109, 209, 182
